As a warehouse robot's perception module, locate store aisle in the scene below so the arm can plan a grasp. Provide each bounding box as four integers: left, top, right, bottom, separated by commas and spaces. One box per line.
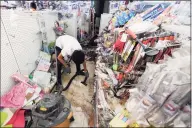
61, 61, 95, 127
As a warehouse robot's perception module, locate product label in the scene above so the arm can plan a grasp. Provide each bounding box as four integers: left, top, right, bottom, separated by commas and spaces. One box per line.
120, 33, 128, 42
142, 3, 170, 21
123, 40, 136, 62
141, 95, 156, 109
163, 101, 179, 116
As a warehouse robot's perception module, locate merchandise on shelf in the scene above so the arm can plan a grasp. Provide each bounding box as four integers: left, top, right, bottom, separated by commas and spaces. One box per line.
94, 1, 190, 127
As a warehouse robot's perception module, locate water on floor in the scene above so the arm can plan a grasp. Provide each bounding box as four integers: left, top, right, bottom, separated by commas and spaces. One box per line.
61, 61, 95, 127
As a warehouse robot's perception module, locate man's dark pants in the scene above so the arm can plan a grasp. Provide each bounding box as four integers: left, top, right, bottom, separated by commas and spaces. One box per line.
55, 46, 62, 85
55, 47, 82, 86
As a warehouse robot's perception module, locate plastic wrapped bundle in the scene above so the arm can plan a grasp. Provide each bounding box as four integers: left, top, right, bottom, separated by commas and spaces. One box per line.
128, 58, 190, 127
173, 105, 191, 127
172, 2, 190, 25
136, 62, 166, 96
147, 83, 191, 127
146, 71, 176, 105
125, 88, 141, 113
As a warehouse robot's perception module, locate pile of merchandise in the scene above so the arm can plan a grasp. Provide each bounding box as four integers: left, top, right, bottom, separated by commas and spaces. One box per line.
94, 1, 190, 127
0, 73, 47, 127
0, 49, 58, 127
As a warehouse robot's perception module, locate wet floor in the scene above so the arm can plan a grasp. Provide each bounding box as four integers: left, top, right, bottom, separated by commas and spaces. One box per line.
61, 61, 95, 127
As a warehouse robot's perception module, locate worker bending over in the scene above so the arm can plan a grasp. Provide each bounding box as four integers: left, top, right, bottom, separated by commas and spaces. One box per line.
55, 35, 88, 89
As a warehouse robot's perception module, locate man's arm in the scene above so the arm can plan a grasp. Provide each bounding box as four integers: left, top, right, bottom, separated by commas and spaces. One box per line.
83, 61, 87, 72
58, 53, 68, 67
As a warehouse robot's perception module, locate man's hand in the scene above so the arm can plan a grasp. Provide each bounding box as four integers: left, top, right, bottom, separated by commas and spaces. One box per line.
44, 87, 50, 94
65, 66, 71, 74
84, 68, 88, 72
58, 53, 69, 68
84, 69, 89, 77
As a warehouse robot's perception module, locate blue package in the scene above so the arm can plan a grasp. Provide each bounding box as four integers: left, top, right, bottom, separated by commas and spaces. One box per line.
122, 117, 128, 122
114, 3, 118, 8
142, 3, 170, 21
117, 15, 124, 26
122, 12, 129, 22
115, 21, 119, 27
127, 11, 135, 21
135, 3, 154, 13
120, 13, 126, 24
150, 3, 170, 19
118, 11, 136, 24
129, 11, 135, 18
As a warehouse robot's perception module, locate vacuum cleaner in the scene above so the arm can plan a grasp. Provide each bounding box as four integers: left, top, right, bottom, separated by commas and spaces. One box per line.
31, 92, 73, 127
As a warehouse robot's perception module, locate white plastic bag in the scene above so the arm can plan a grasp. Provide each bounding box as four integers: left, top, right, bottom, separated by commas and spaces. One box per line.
137, 62, 166, 95
125, 88, 140, 113
33, 71, 51, 88
128, 21, 159, 34
173, 105, 191, 127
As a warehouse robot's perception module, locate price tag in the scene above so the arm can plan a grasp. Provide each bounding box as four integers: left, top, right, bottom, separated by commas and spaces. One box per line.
120, 33, 128, 42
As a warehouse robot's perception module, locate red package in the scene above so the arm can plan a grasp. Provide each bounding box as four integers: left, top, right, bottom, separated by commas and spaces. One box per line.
113, 37, 126, 53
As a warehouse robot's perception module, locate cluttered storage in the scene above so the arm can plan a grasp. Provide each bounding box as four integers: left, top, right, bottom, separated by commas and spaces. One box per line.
0, 1, 191, 128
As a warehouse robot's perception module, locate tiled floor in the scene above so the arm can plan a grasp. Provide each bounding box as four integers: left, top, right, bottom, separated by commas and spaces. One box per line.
61, 61, 95, 127
70, 107, 89, 127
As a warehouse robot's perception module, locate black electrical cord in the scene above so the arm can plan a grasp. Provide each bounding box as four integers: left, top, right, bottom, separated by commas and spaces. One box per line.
63, 69, 88, 91
1, 17, 21, 74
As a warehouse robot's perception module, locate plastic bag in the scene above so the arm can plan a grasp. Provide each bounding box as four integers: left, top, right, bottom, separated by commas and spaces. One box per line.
167, 83, 191, 106
132, 94, 157, 119
128, 21, 159, 34
125, 88, 140, 113
172, 2, 190, 25
137, 62, 166, 95
136, 71, 176, 120
166, 56, 190, 74
173, 105, 191, 127
148, 83, 191, 127
33, 71, 51, 88
148, 71, 176, 105
148, 100, 180, 127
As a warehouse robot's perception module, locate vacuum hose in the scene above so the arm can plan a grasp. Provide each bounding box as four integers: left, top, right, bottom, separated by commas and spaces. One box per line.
63, 69, 89, 91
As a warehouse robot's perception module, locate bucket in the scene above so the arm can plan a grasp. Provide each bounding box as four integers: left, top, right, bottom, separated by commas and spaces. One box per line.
53, 112, 73, 128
